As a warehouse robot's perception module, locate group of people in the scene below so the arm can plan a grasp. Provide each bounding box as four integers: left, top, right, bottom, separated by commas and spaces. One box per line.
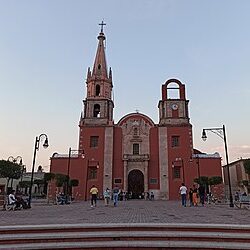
234, 190, 248, 201
89, 185, 127, 208
8, 190, 29, 210
179, 183, 206, 207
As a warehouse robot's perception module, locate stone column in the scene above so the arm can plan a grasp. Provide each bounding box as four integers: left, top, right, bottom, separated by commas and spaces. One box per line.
144, 160, 149, 193
123, 160, 128, 192
103, 127, 113, 192
158, 127, 169, 200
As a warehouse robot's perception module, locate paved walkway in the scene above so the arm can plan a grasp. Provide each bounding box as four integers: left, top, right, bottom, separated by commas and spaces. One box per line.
0, 200, 249, 226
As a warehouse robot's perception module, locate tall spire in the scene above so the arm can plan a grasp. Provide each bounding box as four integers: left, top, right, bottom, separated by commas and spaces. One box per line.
92, 21, 108, 79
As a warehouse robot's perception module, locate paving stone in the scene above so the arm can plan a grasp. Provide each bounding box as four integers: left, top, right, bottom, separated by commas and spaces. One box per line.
0, 200, 249, 226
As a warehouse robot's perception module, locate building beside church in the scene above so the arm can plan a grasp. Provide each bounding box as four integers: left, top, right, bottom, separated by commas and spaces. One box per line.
50, 25, 222, 200
223, 158, 250, 196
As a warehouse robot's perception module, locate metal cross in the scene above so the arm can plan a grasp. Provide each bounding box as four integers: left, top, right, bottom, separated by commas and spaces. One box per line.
99, 20, 106, 33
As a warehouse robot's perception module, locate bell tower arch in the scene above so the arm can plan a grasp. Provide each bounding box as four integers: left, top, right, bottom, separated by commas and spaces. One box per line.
158, 78, 190, 126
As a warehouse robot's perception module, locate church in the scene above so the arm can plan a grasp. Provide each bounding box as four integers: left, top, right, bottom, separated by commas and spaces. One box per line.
50, 24, 222, 200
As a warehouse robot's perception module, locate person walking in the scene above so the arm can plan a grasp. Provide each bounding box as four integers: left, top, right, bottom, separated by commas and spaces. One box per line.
198, 184, 205, 206
179, 183, 187, 207
103, 188, 111, 206
188, 187, 193, 207
113, 186, 120, 207
89, 185, 98, 208
193, 185, 198, 206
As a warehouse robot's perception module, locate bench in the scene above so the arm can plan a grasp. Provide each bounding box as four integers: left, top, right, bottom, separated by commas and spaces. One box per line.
234, 195, 250, 209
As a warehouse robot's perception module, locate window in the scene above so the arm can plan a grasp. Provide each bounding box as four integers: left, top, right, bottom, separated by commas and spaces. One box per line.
90, 136, 99, 148
150, 178, 158, 184
93, 104, 100, 117
88, 168, 97, 179
173, 167, 181, 179
133, 143, 139, 155
95, 85, 100, 96
172, 136, 180, 147
114, 178, 122, 184
133, 128, 138, 136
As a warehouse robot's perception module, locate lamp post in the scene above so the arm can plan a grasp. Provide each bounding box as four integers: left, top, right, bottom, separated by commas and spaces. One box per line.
202, 125, 234, 207
193, 155, 201, 181
28, 134, 49, 208
20, 165, 26, 183
7, 156, 23, 190
7, 156, 23, 165
66, 148, 84, 203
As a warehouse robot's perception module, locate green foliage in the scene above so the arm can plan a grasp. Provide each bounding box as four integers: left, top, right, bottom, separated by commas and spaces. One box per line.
242, 180, 249, 186
244, 159, 250, 175
0, 160, 22, 180
34, 179, 44, 186
19, 180, 31, 188
55, 173, 68, 187
44, 172, 55, 183
194, 176, 209, 185
69, 179, 79, 187
208, 176, 223, 186
194, 176, 222, 186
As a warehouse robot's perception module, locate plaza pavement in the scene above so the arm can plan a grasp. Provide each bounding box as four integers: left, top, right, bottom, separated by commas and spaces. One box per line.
0, 200, 249, 226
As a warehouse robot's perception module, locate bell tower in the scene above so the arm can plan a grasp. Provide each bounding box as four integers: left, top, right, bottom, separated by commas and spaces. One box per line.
158, 79, 190, 126
80, 22, 114, 126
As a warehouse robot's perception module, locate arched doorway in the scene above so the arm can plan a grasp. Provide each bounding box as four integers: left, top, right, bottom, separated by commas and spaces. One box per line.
128, 169, 144, 199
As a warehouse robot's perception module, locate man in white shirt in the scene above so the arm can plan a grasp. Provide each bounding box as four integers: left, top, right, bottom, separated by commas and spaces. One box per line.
179, 183, 187, 207
8, 190, 16, 205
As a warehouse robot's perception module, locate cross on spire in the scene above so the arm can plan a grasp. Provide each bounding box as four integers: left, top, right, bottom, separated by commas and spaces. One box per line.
99, 20, 106, 33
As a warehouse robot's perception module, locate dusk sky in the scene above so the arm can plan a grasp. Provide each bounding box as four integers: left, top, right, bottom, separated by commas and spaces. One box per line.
0, 1, 250, 172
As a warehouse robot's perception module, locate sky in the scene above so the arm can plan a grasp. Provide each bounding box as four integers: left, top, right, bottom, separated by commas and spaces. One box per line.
0, 1, 250, 172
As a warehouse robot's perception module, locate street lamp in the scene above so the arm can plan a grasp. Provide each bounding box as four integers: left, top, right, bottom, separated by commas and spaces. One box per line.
7, 156, 23, 191
7, 156, 23, 165
201, 125, 234, 207
192, 155, 201, 181
66, 148, 84, 203
28, 134, 49, 208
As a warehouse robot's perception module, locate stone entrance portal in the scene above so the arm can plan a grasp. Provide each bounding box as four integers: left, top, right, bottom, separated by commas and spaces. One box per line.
128, 169, 144, 199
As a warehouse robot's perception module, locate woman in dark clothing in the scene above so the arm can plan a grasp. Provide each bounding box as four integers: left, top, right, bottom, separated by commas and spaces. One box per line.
193, 185, 198, 206
189, 188, 193, 206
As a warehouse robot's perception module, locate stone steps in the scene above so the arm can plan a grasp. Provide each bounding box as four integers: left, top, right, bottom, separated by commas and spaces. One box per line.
0, 223, 249, 249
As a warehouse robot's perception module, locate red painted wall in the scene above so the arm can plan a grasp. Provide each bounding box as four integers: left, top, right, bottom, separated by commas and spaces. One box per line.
149, 127, 160, 189
167, 125, 193, 199
79, 126, 106, 200
113, 126, 123, 189
50, 157, 85, 200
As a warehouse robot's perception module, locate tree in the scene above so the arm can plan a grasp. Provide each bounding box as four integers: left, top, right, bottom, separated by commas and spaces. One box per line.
0, 160, 22, 192
19, 181, 31, 188
194, 176, 209, 186
44, 172, 55, 183
69, 179, 79, 198
242, 180, 249, 186
18, 181, 31, 194
244, 159, 250, 175
69, 179, 79, 187
55, 173, 68, 188
34, 179, 45, 194
208, 176, 223, 193
194, 176, 222, 193
208, 176, 223, 186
